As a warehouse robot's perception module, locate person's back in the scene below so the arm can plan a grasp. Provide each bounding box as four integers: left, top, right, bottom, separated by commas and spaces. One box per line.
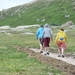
43, 27, 52, 38
55, 29, 67, 43
55, 29, 67, 58
36, 27, 44, 39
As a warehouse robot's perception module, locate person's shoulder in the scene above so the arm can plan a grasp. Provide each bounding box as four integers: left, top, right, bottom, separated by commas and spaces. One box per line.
57, 32, 60, 35
48, 28, 52, 30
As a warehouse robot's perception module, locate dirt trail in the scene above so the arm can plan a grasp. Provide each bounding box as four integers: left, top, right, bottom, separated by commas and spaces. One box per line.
14, 46, 75, 75
30, 48, 75, 66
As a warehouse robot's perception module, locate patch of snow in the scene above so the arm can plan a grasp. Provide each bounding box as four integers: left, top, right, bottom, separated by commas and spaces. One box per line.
22, 32, 34, 35
16, 25, 39, 29
0, 26, 11, 29
11, 25, 39, 31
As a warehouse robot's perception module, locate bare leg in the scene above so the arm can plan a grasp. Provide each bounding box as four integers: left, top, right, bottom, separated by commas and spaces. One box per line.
61, 48, 64, 55
40, 44, 42, 50
46, 47, 49, 55
38, 39, 43, 51
39, 44, 43, 53
44, 47, 47, 52
58, 48, 61, 55
44, 47, 49, 55
58, 48, 61, 57
61, 48, 64, 57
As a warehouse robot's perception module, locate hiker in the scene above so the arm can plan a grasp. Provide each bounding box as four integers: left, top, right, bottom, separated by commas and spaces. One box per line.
36, 25, 44, 53
42, 23, 53, 55
55, 29, 67, 58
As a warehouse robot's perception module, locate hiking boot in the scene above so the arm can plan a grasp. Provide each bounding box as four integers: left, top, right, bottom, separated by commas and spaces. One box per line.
44, 53, 47, 55
47, 52, 49, 55
40, 51, 43, 53
58, 55, 61, 57
44, 52, 47, 55
62, 55, 64, 58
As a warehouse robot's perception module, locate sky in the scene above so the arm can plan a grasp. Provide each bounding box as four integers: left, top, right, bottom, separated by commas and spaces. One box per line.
0, 0, 34, 11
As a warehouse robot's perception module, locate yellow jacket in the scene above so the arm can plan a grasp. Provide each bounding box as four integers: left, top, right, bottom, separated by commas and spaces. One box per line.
55, 30, 67, 43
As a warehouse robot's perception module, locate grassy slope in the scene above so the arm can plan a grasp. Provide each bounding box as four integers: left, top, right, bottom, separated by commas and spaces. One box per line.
0, 29, 65, 75
0, 25, 74, 75
0, 0, 75, 27
0, 0, 75, 74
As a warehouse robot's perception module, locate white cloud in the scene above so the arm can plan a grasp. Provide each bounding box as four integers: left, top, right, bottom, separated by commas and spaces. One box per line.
0, 0, 34, 11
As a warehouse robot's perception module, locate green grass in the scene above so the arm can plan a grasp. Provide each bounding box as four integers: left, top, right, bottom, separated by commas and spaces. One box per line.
0, 0, 75, 27
0, 26, 68, 75
0, 25, 75, 75
0, 0, 75, 74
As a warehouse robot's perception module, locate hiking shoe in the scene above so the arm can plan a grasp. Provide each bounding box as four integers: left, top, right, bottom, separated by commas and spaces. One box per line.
44, 52, 49, 55
58, 55, 61, 57
44, 52, 47, 55
47, 52, 49, 55
44, 53, 47, 55
40, 51, 43, 53
62, 55, 64, 58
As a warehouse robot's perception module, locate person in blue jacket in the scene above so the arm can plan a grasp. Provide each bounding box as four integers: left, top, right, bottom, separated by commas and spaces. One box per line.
36, 25, 44, 53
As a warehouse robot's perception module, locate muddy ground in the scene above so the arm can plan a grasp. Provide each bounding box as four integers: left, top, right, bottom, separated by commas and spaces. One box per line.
14, 46, 75, 75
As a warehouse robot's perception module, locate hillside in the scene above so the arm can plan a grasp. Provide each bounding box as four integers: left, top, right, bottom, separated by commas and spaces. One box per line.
0, 0, 75, 27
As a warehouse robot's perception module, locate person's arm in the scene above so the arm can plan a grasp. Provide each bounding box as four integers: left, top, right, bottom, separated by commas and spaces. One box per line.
50, 28, 53, 41
36, 29, 39, 39
51, 34, 53, 41
65, 33, 67, 41
55, 33, 59, 44
42, 29, 44, 38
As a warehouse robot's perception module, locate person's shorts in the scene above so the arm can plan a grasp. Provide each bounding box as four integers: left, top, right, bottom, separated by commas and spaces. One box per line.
57, 41, 67, 50
39, 38, 44, 46
44, 38, 50, 47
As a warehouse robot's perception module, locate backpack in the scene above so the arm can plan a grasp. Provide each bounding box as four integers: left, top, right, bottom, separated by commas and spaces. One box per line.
58, 33, 65, 41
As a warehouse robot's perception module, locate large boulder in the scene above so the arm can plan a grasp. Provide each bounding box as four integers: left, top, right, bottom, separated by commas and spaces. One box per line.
61, 21, 74, 27
65, 21, 74, 26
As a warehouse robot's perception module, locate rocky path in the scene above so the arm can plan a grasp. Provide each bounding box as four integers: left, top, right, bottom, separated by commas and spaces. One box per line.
14, 46, 75, 75
30, 48, 75, 66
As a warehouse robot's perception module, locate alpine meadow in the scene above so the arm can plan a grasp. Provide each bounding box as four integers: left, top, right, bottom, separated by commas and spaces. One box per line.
0, 0, 75, 75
